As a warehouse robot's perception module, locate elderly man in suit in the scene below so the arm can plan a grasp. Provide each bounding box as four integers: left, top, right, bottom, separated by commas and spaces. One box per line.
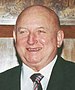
0, 5, 75, 90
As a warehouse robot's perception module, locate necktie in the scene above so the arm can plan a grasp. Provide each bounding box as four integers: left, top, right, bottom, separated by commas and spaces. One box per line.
30, 73, 44, 90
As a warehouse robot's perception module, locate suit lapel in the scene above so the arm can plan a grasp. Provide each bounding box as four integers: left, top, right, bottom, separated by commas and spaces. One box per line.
47, 56, 65, 90
14, 66, 21, 90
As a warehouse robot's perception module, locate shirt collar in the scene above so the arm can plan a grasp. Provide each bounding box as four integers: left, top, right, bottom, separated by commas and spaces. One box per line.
39, 55, 57, 80
21, 55, 57, 80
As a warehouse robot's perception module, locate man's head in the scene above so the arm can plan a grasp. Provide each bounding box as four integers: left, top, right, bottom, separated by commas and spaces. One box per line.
14, 5, 64, 71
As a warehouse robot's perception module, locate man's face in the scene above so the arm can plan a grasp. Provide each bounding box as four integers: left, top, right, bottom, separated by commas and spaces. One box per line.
15, 9, 63, 71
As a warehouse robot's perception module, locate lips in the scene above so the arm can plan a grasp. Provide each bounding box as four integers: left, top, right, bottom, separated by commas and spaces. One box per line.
26, 47, 42, 52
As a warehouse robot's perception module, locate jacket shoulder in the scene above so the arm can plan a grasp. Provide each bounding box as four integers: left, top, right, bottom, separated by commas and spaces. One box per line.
0, 66, 20, 76
0, 66, 21, 82
0, 66, 21, 90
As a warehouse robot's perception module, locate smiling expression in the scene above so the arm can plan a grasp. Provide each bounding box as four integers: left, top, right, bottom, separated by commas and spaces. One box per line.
14, 6, 64, 71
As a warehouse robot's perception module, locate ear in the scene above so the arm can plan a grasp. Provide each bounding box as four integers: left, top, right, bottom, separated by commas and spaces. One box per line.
57, 30, 64, 48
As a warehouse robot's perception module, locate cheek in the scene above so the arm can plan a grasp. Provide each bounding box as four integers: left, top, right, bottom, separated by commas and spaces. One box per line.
16, 37, 26, 46
15, 39, 26, 56
40, 35, 57, 48
44, 37, 57, 56
39, 35, 49, 45
39, 35, 54, 48
40, 38, 46, 44
15, 39, 27, 55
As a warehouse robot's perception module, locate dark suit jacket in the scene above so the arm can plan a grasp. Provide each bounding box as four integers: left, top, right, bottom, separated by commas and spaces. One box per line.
0, 56, 75, 90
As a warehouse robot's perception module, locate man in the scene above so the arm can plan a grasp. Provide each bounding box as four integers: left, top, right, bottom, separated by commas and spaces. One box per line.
0, 5, 75, 90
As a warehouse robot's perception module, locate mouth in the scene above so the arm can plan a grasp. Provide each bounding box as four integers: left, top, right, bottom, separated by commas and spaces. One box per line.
26, 47, 42, 52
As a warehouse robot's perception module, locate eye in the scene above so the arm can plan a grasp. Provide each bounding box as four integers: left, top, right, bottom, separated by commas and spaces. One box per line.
19, 29, 26, 34
18, 28, 27, 33
38, 30, 46, 34
17, 28, 29, 37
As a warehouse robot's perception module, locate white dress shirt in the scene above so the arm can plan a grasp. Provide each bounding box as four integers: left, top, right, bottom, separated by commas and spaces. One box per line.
21, 55, 57, 90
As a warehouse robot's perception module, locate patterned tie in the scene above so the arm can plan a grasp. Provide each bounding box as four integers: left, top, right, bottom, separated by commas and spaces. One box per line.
30, 73, 44, 90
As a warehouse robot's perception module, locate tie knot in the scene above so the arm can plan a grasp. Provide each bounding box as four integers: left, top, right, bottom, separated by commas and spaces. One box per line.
30, 73, 44, 84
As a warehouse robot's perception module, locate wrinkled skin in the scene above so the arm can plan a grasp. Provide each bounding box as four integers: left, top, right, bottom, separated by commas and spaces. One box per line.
14, 6, 64, 71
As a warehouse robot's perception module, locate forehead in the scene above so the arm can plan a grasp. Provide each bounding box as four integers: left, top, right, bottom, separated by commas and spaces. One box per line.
16, 15, 55, 32
17, 6, 56, 21
16, 6, 59, 30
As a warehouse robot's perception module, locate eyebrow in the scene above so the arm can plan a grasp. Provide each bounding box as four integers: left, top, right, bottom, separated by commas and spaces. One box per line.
17, 27, 28, 31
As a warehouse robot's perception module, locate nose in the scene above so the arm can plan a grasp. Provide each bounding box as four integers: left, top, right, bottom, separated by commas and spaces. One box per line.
27, 33, 38, 45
